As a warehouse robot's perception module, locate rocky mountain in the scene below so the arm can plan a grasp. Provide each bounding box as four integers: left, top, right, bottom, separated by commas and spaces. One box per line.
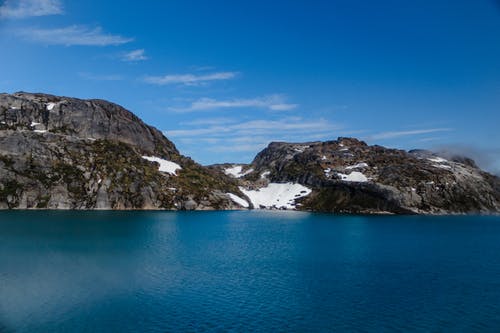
0, 92, 244, 210
214, 138, 500, 214
1, 92, 499, 214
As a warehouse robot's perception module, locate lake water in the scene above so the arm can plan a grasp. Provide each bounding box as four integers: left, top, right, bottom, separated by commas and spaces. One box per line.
1, 211, 500, 332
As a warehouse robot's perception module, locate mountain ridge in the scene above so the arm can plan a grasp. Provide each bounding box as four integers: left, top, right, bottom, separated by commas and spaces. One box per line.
0, 92, 244, 210
1, 92, 499, 214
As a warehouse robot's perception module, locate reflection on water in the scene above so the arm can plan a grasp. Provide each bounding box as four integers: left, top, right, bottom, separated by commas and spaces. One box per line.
1, 211, 500, 332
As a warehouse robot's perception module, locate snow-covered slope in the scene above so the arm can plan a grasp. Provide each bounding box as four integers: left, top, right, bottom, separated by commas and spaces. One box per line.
240, 183, 311, 209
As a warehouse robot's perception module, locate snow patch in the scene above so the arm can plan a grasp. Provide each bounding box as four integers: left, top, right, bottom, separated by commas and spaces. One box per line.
433, 164, 452, 170
239, 183, 312, 210
428, 157, 452, 170
226, 193, 249, 208
33, 130, 47, 133
428, 157, 447, 163
336, 171, 368, 182
321, 155, 327, 160
224, 165, 253, 178
142, 156, 182, 175
293, 145, 309, 153
260, 171, 271, 179
30, 122, 41, 127
345, 162, 369, 170
46, 103, 56, 111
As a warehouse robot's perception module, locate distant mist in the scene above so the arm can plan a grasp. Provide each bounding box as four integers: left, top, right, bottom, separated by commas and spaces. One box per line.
432, 144, 500, 176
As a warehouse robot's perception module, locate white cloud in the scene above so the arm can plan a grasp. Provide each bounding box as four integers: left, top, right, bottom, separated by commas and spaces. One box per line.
143, 72, 238, 86
165, 117, 338, 139
208, 143, 268, 153
166, 117, 343, 156
189, 65, 216, 72
18, 25, 133, 46
0, 0, 62, 18
78, 72, 123, 81
181, 117, 237, 126
169, 95, 298, 112
121, 49, 148, 62
370, 128, 453, 140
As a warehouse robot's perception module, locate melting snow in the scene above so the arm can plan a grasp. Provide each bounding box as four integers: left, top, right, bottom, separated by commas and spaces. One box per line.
428, 157, 452, 170
46, 103, 56, 111
239, 183, 312, 210
433, 164, 452, 170
293, 145, 308, 153
227, 193, 249, 208
142, 156, 182, 175
428, 157, 447, 163
336, 171, 368, 182
260, 171, 271, 179
224, 165, 253, 178
345, 162, 369, 170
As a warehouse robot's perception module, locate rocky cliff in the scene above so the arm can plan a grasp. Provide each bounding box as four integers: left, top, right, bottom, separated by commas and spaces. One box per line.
1, 92, 499, 214
214, 138, 500, 214
0, 92, 244, 210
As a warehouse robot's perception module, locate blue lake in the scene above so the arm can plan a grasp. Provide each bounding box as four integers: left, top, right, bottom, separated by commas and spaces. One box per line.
1, 211, 500, 332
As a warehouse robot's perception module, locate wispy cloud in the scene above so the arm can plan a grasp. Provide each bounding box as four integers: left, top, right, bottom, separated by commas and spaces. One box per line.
169, 95, 298, 112
166, 117, 339, 153
208, 143, 269, 153
433, 145, 500, 176
166, 117, 337, 138
121, 49, 148, 62
17, 25, 133, 46
0, 0, 62, 18
417, 137, 441, 143
143, 71, 238, 86
78, 72, 123, 81
189, 65, 216, 72
180, 117, 237, 126
369, 128, 453, 140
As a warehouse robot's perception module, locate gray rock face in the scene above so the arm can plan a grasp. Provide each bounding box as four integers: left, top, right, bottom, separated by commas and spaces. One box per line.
0, 92, 178, 158
0, 92, 244, 210
2, 92, 499, 214
218, 138, 500, 214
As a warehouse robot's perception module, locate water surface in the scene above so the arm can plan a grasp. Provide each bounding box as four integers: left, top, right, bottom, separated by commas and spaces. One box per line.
1, 211, 500, 332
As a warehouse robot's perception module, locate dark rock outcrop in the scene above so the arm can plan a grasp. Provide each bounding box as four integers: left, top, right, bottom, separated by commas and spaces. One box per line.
216, 138, 500, 214
0, 92, 245, 210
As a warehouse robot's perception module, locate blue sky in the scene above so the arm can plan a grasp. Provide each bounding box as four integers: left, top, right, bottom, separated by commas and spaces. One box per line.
1, 0, 499, 171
